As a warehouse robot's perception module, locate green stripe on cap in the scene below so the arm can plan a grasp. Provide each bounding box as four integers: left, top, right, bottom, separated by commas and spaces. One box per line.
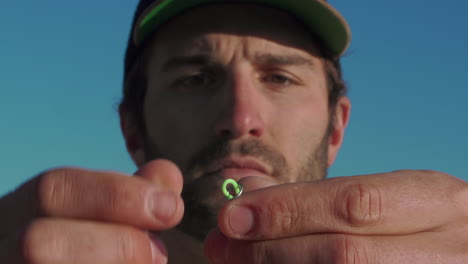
135, 0, 351, 57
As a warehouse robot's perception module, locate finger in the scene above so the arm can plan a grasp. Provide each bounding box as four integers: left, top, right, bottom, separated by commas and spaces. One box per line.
1, 218, 167, 264
237, 176, 277, 193
205, 228, 468, 264
134, 159, 183, 196
0, 167, 183, 235
217, 170, 467, 239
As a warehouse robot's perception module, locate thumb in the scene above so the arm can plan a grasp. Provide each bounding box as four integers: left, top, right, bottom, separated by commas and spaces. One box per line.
237, 176, 278, 193
134, 159, 184, 196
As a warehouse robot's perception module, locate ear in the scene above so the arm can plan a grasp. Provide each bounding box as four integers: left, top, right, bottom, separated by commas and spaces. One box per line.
119, 104, 146, 167
327, 96, 351, 167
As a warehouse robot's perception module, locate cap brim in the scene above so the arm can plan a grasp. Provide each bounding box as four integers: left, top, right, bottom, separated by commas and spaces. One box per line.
134, 0, 351, 57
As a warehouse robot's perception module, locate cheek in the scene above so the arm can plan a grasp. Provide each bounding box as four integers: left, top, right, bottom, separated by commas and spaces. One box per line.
270, 99, 329, 176
142, 89, 214, 166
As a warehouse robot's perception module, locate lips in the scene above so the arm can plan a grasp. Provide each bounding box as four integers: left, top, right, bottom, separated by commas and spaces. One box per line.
206, 158, 271, 181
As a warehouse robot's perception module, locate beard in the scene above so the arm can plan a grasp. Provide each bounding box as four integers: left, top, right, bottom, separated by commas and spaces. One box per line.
143, 133, 330, 241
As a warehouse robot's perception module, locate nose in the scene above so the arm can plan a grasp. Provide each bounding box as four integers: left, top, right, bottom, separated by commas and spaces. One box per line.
213, 71, 265, 139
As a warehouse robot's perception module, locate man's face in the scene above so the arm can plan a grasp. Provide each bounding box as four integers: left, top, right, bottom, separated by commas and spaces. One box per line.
126, 4, 348, 240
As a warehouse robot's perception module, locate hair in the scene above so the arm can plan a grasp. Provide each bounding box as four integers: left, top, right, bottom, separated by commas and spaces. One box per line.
120, 50, 149, 130
119, 42, 347, 133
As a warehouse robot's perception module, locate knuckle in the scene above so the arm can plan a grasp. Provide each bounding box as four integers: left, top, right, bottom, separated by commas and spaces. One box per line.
261, 191, 302, 235
331, 235, 370, 264
105, 178, 148, 219
21, 219, 63, 263
112, 227, 144, 262
37, 168, 77, 216
337, 183, 383, 227
107, 180, 134, 215
107, 180, 124, 216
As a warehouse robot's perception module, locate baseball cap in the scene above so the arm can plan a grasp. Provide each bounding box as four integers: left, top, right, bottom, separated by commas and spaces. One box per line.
124, 0, 351, 78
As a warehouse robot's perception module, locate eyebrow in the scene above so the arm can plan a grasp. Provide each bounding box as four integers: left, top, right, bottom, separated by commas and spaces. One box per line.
160, 55, 213, 72
160, 53, 315, 72
254, 53, 315, 69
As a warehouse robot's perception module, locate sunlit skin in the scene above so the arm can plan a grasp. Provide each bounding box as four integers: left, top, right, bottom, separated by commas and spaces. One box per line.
122, 4, 350, 248
1, 3, 467, 264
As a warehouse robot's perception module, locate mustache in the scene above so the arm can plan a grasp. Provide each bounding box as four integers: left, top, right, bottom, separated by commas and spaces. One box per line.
184, 138, 288, 180
179, 138, 289, 240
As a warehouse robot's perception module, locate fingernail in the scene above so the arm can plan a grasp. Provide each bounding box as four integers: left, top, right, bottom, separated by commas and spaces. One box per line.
229, 205, 255, 236
151, 191, 177, 222
149, 235, 167, 264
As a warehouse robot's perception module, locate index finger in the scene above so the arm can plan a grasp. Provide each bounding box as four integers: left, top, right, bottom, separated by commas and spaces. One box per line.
217, 170, 467, 240
0, 166, 183, 235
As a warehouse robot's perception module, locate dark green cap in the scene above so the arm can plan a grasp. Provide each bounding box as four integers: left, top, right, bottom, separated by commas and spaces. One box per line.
125, 0, 351, 77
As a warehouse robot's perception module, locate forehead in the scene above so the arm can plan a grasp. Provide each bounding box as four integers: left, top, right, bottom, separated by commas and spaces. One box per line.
145, 3, 324, 61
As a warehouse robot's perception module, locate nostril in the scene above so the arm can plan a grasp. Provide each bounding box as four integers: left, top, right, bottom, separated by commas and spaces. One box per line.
213, 115, 264, 139
249, 129, 261, 137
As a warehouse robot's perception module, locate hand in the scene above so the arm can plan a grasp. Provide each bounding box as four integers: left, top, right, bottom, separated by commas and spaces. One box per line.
205, 170, 468, 263
0, 159, 184, 264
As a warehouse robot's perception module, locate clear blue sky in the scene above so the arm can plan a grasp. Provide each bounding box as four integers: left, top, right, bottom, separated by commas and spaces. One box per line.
1, 0, 467, 196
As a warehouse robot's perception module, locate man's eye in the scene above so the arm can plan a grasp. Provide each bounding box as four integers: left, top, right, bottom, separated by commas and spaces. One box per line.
263, 73, 294, 86
179, 73, 214, 88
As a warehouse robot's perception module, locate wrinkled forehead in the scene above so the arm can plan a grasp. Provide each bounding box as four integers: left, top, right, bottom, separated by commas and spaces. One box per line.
145, 3, 324, 60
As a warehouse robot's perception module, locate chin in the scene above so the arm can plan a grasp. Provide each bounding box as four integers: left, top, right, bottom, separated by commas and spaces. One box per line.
178, 174, 227, 241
